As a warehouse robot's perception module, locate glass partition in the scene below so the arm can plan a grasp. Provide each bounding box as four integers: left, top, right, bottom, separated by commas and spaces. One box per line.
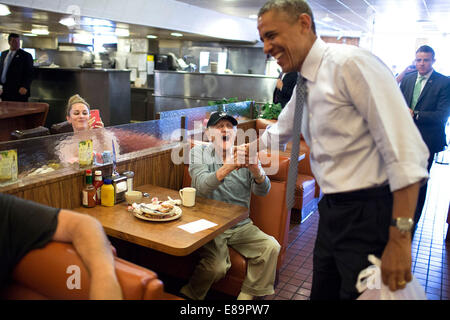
222, 101, 255, 120
0, 118, 181, 187
158, 101, 254, 132
159, 104, 219, 131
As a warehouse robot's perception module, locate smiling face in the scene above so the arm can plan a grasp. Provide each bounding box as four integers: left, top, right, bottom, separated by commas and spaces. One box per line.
258, 9, 316, 73
67, 103, 90, 132
415, 51, 434, 76
207, 119, 237, 157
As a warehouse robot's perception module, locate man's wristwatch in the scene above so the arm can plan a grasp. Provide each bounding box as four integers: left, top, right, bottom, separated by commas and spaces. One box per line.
391, 217, 414, 233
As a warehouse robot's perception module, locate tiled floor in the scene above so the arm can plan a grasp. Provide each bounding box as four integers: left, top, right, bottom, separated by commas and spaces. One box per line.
264, 158, 450, 300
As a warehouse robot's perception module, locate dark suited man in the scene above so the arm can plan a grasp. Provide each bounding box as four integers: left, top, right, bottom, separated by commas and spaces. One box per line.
273, 71, 297, 108
0, 33, 33, 102
400, 45, 450, 227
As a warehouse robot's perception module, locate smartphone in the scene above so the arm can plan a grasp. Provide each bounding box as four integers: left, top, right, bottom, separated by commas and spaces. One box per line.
90, 109, 101, 126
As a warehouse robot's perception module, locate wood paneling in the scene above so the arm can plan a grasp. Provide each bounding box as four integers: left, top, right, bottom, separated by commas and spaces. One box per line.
3, 148, 184, 209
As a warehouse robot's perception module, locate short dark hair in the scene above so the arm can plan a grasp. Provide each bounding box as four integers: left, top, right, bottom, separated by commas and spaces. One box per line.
8, 33, 20, 42
258, 0, 316, 34
416, 45, 435, 60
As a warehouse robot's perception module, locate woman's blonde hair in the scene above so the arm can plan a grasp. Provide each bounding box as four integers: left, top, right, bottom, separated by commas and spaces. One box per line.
66, 94, 90, 117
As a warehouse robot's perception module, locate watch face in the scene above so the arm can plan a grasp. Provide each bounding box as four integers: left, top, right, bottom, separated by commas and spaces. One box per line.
397, 218, 414, 231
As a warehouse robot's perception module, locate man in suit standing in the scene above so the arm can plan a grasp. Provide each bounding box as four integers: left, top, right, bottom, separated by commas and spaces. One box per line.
400, 45, 450, 227
273, 71, 298, 108
0, 33, 33, 102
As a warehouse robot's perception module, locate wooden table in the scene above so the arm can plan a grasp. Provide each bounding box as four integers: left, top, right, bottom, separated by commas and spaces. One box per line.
74, 184, 249, 256
0, 101, 49, 141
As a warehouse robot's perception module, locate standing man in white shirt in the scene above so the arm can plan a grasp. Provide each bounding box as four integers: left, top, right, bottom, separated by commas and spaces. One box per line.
0, 33, 33, 102
399, 45, 450, 229
241, 0, 429, 300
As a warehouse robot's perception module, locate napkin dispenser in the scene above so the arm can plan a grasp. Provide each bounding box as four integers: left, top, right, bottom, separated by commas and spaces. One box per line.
110, 174, 128, 204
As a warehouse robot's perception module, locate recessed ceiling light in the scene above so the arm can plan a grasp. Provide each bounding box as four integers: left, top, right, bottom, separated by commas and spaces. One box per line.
31, 28, 49, 35
146, 35, 158, 39
59, 16, 76, 27
248, 14, 258, 19
23, 33, 38, 37
0, 4, 11, 16
323, 14, 333, 22
170, 32, 183, 37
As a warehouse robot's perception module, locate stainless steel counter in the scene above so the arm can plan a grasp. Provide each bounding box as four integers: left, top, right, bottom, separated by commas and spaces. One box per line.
154, 71, 277, 116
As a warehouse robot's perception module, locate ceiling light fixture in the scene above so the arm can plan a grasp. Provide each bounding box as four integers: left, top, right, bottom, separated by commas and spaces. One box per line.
59, 16, 76, 27
323, 14, 333, 22
248, 14, 258, 19
0, 4, 11, 16
170, 32, 183, 37
23, 33, 38, 37
146, 35, 158, 39
31, 28, 49, 35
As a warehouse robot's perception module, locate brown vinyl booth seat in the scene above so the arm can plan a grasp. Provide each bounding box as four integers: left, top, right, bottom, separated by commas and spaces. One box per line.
50, 121, 73, 134
181, 151, 291, 297
1, 242, 180, 300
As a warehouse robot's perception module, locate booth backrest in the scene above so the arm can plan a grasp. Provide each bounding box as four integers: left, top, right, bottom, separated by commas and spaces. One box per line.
50, 121, 73, 134
1, 242, 170, 300
157, 101, 255, 132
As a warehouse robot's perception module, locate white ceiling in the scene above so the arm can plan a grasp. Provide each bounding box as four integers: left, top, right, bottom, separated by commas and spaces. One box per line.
176, 0, 450, 36
0, 0, 449, 43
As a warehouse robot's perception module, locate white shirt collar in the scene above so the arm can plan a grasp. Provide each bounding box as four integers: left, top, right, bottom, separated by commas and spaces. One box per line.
300, 37, 327, 83
418, 69, 433, 81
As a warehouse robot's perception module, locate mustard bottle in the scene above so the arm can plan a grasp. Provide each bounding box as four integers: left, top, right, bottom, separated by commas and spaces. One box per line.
101, 179, 115, 207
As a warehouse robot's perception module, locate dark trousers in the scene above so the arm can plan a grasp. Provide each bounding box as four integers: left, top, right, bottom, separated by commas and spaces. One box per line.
414, 152, 435, 228
0, 85, 29, 102
310, 186, 392, 300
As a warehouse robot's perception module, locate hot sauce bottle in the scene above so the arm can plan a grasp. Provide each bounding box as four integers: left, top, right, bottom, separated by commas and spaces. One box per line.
82, 169, 96, 208
93, 170, 103, 205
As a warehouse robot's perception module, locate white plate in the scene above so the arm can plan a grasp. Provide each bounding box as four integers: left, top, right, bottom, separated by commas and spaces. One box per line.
133, 205, 182, 222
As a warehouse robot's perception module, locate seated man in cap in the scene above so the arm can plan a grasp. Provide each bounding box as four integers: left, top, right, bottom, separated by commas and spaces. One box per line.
180, 112, 280, 300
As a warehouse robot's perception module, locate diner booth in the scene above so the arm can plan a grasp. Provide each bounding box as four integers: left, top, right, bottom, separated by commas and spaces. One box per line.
0, 101, 318, 299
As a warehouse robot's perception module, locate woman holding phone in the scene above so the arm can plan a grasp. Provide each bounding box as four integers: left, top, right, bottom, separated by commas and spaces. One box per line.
66, 94, 104, 132
56, 94, 120, 164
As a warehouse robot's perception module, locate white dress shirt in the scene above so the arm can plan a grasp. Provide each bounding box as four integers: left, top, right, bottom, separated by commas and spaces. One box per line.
260, 38, 429, 194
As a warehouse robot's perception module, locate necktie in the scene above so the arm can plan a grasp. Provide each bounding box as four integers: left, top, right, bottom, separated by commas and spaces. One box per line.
411, 75, 426, 110
1, 51, 14, 84
285, 74, 307, 210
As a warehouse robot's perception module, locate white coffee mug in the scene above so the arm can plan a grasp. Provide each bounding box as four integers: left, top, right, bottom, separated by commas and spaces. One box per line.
179, 187, 196, 207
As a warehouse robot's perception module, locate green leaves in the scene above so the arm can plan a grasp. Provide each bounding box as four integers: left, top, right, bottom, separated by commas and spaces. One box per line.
208, 97, 238, 106
259, 102, 282, 120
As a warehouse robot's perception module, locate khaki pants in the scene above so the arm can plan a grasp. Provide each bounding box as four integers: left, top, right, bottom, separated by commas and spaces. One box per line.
181, 221, 280, 300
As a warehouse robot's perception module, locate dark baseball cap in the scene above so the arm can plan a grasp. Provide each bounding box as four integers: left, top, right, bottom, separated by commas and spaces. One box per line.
206, 111, 238, 128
